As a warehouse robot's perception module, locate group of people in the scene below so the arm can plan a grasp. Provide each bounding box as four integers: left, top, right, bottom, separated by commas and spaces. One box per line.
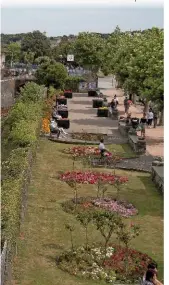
50, 107, 68, 139
142, 262, 163, 285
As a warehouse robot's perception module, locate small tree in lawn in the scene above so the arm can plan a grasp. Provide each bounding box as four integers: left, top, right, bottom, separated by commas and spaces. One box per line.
116, 222, 140, 275
76, 211, 92, 250
111, 151, 121, 175
72, 154, 77, 171
65, 223, 75, 251
66, 180, 78, 208
96, 179, 109, 199
93, 210, 122, 263
113, 176, 128, 200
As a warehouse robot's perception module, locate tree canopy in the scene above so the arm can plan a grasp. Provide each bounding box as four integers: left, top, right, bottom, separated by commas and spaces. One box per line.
21, 30, 51, 59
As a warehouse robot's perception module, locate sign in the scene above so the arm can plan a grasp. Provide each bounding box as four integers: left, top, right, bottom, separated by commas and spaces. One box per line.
67, 54, 74, 62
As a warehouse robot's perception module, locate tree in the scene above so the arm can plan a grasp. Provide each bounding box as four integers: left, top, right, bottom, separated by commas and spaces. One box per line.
76, 211, 92, 250
23, 51, 35, 67
73, 32, 105, 72
35, 56, 55, 65
6, 42, 21, 67
36, 62, 68, 89
21, 30, 51, 59
93, 210, 121, 262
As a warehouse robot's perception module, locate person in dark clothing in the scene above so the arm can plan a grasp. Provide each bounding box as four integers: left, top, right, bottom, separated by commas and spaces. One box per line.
153, 111, 158, 128
140, 113, 147, 138
124, 96, 129, 114
110, 99, 115, 111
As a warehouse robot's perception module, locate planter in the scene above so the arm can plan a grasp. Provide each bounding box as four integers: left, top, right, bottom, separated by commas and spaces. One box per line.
56, 98, 67, 105
92, 99, 103, 108
64, 92, 73, 99
97, 109, 108, 117
57, 119, 70, 129
58, 110, 68, 118
88, 90, 97, 97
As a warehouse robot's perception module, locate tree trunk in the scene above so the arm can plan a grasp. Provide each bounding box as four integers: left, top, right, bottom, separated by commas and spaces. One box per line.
159, 109, 164, 126
143, 101, 150, 113
132, 94, 136, 105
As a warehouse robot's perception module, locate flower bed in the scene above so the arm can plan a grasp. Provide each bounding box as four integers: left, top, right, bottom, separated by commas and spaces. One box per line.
64, 146, 112, 157
56, 97, 67, 105
57, 245, 154, 283
64, 90, 73, 99
62, 197, 137, 218
59, 171, 128, 185
97, 107, 109, 117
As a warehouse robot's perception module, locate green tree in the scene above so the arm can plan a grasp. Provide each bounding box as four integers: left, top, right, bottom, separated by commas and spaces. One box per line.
73, 32, 105, 72
36, 62, 68, 89
21, 30, 51, 59
6, 42, 21, 67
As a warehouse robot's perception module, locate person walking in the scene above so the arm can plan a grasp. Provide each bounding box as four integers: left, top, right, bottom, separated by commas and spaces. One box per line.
124, 96, 129, 114
147, 108, 154, 128
140, 113, 147, 138
99, 139, 106, 158
114, 94, 119, 107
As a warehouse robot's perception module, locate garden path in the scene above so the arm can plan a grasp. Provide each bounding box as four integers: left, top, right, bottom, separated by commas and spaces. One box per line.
67, 76, 163, 157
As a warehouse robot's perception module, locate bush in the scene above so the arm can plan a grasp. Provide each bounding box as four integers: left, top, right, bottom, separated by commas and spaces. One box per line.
20, 82, 45, 103
8, 101, 42, 127
9, 120, 38, 147
65, 76, 83, 92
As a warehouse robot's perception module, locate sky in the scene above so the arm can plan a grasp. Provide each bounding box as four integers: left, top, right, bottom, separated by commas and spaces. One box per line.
1, 3, 164, 36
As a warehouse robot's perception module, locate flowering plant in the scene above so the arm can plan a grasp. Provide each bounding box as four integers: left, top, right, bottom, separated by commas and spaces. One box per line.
59, 171, 128, 185
98, 107, 108, 110
64, 146, 112, 157
104, 245, 154, 280
92, 199, 138, 217
58, 245, 155, 283
64, 90, 72, 93
41, 118, 50, 134
58, 95, 66, 99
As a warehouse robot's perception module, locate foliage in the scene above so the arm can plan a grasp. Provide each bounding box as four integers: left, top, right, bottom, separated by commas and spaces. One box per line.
9, 120, 38, 147
35, 56, 55, 65
23, 51, 35, 65
92, 210, 122, 261
1, 81, 45, 245
6, 42, 21, 66
76, 211, 93, 249
73, 32, 105, 72
36, 62, 68, 88
20, 82, 45, 103
65, 224, 75, 251
21, 30, 51, 58
64, 76, 83, 92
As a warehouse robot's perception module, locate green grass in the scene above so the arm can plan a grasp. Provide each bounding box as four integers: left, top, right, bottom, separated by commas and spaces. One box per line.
13, 139, 163, 285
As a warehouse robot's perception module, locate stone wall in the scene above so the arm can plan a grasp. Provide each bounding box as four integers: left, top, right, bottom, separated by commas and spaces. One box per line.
1, 79, 16, 108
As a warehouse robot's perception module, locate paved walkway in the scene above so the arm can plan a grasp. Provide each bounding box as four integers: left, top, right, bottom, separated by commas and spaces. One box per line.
67, 76, 163, 157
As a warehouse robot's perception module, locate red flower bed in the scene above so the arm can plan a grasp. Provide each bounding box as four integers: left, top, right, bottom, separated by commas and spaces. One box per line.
64, 90, 72, 93
59, 171, 128, 185
64, 146, 112, 157
104, 245, 154, 280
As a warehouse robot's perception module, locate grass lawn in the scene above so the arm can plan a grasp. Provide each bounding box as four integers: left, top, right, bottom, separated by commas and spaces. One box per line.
13, 139, 163, 285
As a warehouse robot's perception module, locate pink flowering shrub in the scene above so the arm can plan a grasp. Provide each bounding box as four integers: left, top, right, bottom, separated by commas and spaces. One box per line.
92, 199, 138, 217
59, 171, 128, 185
64, 146, 112, 157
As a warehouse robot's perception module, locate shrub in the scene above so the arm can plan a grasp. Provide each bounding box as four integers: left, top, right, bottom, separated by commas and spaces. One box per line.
65, 76, 83, 92
20, 82, 45, 103
9, 120, 38, 147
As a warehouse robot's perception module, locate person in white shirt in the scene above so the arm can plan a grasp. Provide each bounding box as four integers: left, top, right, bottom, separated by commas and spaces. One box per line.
99, 139, 106, 158
50, 119, 68, 139
147, 108, 154, 128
